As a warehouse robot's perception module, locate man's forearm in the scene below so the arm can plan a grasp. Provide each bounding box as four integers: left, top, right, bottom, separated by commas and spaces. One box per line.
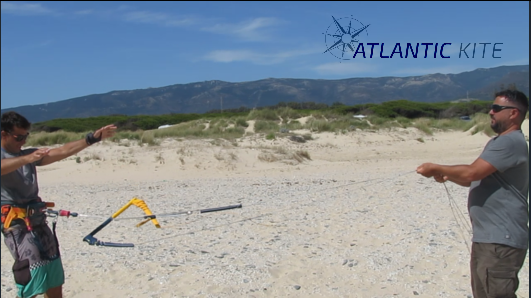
1, 155, 31, 175
434, 164, 475, 183
57, 139, 90, 157
41, 139, 89, 165
445, 176, 471, 187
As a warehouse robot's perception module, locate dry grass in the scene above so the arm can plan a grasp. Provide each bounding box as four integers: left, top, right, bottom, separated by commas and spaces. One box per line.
257, 146, 311, 165
155, 153, 165, 164
25, 111, 505, 171
82, 153, 102, 162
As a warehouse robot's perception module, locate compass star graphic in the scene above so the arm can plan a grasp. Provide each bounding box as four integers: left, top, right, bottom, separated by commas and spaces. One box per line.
323, 16, 370, 61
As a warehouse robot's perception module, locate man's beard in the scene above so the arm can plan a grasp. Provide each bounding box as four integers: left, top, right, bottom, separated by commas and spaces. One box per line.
490, 118, 507, 134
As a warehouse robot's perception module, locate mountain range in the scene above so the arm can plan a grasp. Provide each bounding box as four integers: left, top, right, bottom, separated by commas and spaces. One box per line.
2, 64, 528, 123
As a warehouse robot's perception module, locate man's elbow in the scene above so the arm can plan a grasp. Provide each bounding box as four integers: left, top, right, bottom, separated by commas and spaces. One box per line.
1, 166, 14, 176
464, 169, 490, 182
461, 172, 476, 182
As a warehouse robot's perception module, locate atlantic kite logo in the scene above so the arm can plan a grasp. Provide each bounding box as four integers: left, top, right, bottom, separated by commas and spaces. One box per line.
323, 16, 370, 61
322, 15, 503, 61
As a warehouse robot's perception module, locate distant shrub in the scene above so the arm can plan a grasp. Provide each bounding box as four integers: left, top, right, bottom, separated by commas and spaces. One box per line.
247, 109, 278, 121
30, 99, 496, 134
25, 131, 84, 146
266, 133, 276, 140
306, 119, 332, 132
277, 107, 302, 121
23, 99, 506, 146
235, 117, 249, 128
285, 120, 303, 130
254, 120, 279, 133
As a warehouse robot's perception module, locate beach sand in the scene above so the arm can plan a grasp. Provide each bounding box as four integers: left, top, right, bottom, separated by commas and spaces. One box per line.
2, 120, 529, 298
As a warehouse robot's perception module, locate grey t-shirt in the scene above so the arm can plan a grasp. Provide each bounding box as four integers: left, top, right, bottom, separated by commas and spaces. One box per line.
1, 147, 43, 207
468, 130, 529, 249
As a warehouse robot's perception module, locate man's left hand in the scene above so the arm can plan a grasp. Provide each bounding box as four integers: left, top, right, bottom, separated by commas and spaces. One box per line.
93, 125, 117, 140
416, 163, 437, 178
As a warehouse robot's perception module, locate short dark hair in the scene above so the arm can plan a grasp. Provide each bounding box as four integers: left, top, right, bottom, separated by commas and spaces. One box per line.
495, 89, 529, 120
1, 111, 31, 133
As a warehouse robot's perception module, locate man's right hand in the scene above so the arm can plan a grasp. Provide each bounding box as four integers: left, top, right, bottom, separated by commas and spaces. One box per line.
27, 148, 50, 163
433, 174, 448, 183
2, 148, 51, 176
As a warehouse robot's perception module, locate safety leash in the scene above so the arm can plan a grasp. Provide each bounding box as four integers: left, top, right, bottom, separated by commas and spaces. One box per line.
442, 182, 472, 253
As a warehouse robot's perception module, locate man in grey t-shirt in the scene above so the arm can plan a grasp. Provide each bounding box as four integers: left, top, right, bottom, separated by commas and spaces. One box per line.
416, 89, 529, 298
1, 111, 117, 298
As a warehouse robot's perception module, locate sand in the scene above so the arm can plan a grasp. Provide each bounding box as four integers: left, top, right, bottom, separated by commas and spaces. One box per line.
1, 120, 529, 298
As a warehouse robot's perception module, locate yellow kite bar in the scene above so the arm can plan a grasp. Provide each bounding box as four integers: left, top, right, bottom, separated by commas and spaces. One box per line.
83, 197, 160, 247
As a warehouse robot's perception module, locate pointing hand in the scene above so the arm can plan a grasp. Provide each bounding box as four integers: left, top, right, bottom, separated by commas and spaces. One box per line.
93, 125, 117, 140
29, 148, 50, 163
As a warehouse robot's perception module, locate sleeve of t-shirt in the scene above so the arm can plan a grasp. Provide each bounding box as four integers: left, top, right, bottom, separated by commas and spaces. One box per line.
479, 135, 518, 173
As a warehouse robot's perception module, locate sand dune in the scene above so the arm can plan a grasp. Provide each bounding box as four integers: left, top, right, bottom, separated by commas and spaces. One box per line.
1, 125, 529, 298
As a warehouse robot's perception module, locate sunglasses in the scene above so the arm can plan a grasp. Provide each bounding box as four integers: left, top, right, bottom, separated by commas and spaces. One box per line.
9, 132, 30, 142
491, 104, 520, 113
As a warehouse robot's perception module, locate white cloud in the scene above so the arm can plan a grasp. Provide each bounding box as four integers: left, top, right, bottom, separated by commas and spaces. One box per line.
1, 1, 55, 15
121, 14, 285, 41
204, 47, 321, 65
116, 5, 134, 11
0, 3, 198, 27
121, 10, 199, 27
1, 3, 286, 42
313, 61, 380, 75
74, 9, 94, 15
202, 17, 285, 41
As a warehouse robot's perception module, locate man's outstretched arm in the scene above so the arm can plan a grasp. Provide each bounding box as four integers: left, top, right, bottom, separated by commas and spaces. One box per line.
39, 138, 91, 166
39, 124, 117, 166
418, 157, 497, 186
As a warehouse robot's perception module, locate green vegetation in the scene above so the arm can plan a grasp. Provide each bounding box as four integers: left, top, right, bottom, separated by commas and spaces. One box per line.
26, 131, 86, 146
30, 99, 497, 132
25, 99, 527, 146
31, 111, 247, 133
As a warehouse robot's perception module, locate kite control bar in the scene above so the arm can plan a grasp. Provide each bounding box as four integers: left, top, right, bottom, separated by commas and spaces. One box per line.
82, 198, 159, 247
77, 198, 242, 248
46, 198, 242, 247
82, 234, 135, 248
200, 204, 242, 213
46, 206, 135, 247
134, 204, 243, 221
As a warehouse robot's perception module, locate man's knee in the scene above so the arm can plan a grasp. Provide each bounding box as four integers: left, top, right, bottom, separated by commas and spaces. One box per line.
44, 285, 63, 298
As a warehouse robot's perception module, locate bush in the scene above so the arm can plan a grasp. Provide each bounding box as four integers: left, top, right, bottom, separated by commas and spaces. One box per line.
254, 120, 279, 133
29, 99, 498, 133
306, 119, 332, 132
266, 133, 276, 140
247, 108, 278, 121
235, 117, 249, 128
277, 107, 302, 121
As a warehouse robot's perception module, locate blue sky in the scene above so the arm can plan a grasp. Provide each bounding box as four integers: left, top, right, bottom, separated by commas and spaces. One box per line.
1, 1, 529, 109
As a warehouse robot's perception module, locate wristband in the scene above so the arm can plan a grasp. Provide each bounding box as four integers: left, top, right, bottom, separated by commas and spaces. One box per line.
85, 132, 102, 145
